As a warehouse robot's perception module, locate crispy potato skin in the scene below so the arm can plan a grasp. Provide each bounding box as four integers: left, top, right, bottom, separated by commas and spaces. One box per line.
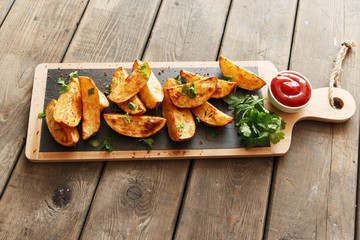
103, 114, 166, 138
133, 60, 164, 109
219, 55, 266, 91
98, 89, 109, 111
162, 78, 195, 141
179, 70, 236, 98
168, 76, 217, 108
116, 94, 146, 115
46, 99, 79, 147
107, 63, 151, 103
79, 76, 101, 140
191, 101, 233, 127
53, 79, 82, 127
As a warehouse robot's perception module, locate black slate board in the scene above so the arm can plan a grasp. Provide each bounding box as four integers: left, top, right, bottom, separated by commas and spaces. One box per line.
39, 66, 264, 152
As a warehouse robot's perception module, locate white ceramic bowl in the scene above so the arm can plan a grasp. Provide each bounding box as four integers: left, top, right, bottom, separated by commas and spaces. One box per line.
268, 71, 312, 113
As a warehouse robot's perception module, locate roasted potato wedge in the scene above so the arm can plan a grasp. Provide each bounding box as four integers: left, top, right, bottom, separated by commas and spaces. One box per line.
103, 114, 166, 138
53, 79, 82, 127
107, 63, 151, 103
162, 78, 195, 141
46, 99, 79, 147
180, 70, 236, 98
79, 76, 101, 140
219, 55, 266, 91
133, 60, 164, 109
191, 101, 233, 127
167, 76, 217, 108
98, 89, 109, 111
116, 94, 146, 115
211, 80, 236, 98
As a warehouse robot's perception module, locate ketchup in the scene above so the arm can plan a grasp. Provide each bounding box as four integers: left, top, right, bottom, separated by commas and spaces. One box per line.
270, 72, 311, 107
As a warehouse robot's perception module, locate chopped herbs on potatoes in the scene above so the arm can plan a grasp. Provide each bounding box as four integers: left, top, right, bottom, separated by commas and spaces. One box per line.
223, 75, 233, 81
104, 83, 111, 95
38, 112, 45, 119
59, 84, 70, 93
88, 88, 95, 96
127, 101, 136, 110
138, 63, 149, 78
177, 123, 184, 132
69, 71, 78, 80
124, 113, 130, 123
181, 81, 198, 99
224, 93, 285, 148
140, 138, 153, 150
174, 74, 187, 84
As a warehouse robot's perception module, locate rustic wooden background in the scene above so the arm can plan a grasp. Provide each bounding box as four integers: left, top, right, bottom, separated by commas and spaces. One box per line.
0, 0, 359, 239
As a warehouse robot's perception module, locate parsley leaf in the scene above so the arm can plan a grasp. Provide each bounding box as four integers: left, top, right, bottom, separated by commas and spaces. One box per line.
140, 138, 153, 150
127, 101, 136, 110
224, 92, 286, 148
89, 139, 99, 147
88, 88, 95, 96
104, 83, 111, 95
57, 77, 65, 85
69, 71, 78, 80
195, 117, 200, 123
59, 84, 70, 93
223, 75, 234, 81
177, 123, 184, 132
174, 74, 187, 84
100, 135, 116, 152
38, 112, 45, 119
124, 113, 130, 123
181, 81, 198, 99
138, 63, 149, 78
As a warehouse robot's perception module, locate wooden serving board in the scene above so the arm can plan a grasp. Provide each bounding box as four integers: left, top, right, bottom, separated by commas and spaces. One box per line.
25, 61, 356, 162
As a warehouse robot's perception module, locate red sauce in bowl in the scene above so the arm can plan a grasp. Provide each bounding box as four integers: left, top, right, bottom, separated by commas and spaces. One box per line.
270, 72, 311, 107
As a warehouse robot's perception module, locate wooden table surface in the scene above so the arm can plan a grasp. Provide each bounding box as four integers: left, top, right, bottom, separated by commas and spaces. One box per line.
0, 0, 359, 239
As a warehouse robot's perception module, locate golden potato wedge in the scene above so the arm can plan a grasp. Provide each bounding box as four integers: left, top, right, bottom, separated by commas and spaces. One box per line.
103, 113, 166, 138
116, 94, 146, 115
191, 101, 233, 127
107, 63, 151, 103
162, 78, 195, 141
53, 79, 82, 127
167, 76, 217, 108
132, 60, 164, 109
79, 76, 101, 140
46, 99, 79, 147
98, 89, 109, 111
180, 69, 236, 98
219, 55, 266, 91
211, 80, 236, 98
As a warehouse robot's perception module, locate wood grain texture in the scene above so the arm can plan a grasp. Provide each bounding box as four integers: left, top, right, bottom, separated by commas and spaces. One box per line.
174, 1, 298, 239
0, 0, 88, 194
265, 0, 360, 239
144, 0, 231, 61
80, 161, 189, 240
0, 0, 14, 25
80, 0, 229, 238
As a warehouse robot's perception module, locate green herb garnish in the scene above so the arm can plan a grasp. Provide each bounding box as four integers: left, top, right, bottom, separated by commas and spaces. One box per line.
89, 139, 99, 147
100, 135, 116, 152
127, 101, 136, 110
140, 138, 153, 150
104, 83, 112, 95
223, 75, 234, 81
177, 123, 184, 132
124, 112, 130, 123
57, 77, 65, 85
174, 74, 187, 84
38, 112, 45, 119
69, 71, 78, 80
224, 93, 285, 148
138, 63, 149, 78
59, 84, 70, 93
181, 81, 198, 99
88, 88, 95, 96
209, 113, 213, 117
195, 117, 200, 123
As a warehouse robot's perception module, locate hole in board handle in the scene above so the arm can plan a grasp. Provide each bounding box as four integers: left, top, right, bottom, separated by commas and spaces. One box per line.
333, 97, 344, 109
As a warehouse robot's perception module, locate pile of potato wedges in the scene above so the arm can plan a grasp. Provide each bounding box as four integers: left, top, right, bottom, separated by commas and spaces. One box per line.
45, 56, 266, 148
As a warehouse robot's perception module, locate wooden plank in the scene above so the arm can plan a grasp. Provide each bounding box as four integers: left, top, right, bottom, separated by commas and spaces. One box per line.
265, 0, 359, 239
0, 0, 88, 194
174, 0, 298, 239
0, 0, 14, 25
80, 0, 231, 239
0, 0, 161, 239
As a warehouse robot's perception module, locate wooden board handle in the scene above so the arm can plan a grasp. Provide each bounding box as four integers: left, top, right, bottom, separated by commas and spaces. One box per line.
278, 87, 356, 125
